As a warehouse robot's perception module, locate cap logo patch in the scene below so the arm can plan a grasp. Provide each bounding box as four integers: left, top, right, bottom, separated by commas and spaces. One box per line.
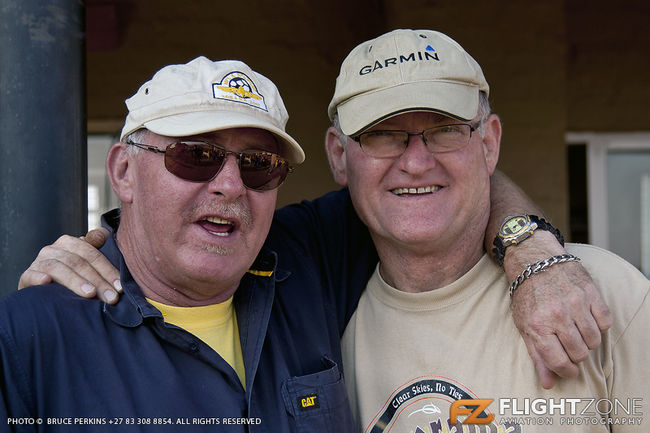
213, 71, 268, 111
359, 47, 440, 76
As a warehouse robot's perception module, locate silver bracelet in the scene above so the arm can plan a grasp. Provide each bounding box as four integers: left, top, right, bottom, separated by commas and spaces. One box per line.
509, 254, 581, 297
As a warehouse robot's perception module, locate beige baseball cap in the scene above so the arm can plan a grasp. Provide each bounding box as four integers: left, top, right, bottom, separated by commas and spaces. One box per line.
328, 29, 489, 136
121, 56, 305, 164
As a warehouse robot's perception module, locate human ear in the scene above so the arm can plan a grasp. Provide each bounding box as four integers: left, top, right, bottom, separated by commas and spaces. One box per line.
106, 143, 134, 203
324, 126, 349, 186
481, 114, 502, 175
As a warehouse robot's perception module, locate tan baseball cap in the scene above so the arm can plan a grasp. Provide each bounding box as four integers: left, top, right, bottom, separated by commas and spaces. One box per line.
328, 29, 489, 136
121, 56, 305, 164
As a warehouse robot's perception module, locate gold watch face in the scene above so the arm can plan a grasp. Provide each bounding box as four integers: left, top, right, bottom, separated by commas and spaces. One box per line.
501, 216, 529, 236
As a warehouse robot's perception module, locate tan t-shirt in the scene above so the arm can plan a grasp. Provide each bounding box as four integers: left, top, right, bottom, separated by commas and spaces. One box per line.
342, 244, 650, 432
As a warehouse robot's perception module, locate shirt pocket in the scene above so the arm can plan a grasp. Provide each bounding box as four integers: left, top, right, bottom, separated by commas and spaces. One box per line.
281, 356, 355, 433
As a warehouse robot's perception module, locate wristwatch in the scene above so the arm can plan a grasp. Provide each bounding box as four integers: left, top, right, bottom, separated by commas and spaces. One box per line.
492, 215, 564, 266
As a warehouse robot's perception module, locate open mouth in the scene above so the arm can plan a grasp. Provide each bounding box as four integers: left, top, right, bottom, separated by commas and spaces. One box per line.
197, 216, 235, 237
391, 185, 442, 195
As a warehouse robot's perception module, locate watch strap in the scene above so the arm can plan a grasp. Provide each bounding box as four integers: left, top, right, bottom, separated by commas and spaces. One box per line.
529, 215, 564, 246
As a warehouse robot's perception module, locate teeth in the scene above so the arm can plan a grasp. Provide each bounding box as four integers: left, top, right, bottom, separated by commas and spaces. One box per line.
204, 216, 232, 225
391, 186, 441, 195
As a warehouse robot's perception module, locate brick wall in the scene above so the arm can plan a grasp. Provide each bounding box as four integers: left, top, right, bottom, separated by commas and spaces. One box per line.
86, 0, 650, 231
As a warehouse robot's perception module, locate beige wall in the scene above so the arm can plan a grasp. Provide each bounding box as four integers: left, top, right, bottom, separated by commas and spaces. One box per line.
86, 0, 650, 233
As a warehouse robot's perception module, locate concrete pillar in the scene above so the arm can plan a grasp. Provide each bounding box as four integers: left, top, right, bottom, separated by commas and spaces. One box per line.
0, 1, 87, 296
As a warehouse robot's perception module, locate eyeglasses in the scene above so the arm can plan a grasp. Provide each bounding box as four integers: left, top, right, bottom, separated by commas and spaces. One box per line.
352, 123, 479, 158
126, 140, 293, 191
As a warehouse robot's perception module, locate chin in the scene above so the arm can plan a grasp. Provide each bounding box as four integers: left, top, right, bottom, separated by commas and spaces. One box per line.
385, 226, 445, 246
181, 248, 242, 271
185, 259, 248, 286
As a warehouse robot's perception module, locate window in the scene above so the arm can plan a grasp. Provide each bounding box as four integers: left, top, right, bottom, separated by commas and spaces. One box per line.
88, 135, 119, 229
566, 132, 650, 278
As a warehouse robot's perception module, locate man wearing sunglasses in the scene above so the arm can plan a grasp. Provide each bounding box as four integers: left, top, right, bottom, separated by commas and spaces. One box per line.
2, 57, 354, 432
8, 44, 613, 431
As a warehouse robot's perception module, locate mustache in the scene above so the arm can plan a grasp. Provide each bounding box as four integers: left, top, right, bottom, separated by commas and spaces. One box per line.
184, 200, 253, 228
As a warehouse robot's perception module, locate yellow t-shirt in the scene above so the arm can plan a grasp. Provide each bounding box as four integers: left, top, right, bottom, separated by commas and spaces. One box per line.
147, 297, 245, 388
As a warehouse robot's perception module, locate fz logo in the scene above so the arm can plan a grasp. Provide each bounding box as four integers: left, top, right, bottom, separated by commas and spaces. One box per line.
450, 399, 494, 425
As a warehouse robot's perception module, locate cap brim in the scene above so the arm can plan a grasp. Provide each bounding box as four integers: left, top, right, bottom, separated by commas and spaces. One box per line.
124, 111, 305, 164
336, 81, 480, 136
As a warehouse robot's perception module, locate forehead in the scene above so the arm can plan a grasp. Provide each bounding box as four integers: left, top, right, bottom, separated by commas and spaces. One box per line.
370, 111, 456, 130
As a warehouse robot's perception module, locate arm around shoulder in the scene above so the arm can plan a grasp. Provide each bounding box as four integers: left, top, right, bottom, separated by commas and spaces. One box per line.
486, 171, 612, 388
17, 228, 122, 304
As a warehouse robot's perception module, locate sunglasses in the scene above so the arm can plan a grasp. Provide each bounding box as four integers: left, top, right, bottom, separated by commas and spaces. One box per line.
126, 140, 293, 191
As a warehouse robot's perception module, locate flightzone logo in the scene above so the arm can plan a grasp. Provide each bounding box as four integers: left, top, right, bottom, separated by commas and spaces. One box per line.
451, 397, 644, 427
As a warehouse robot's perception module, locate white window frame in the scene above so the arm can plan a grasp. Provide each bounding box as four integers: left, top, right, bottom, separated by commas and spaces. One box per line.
87, 134, 120, 229
565, 132, 650, 263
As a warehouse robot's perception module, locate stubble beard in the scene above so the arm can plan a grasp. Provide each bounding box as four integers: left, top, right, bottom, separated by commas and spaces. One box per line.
185, 200, 254, 257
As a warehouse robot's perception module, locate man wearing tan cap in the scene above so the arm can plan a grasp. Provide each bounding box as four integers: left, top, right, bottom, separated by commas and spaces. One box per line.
12, 41, 613, 430
324, 29, 649, 431
1, 57, 361, 432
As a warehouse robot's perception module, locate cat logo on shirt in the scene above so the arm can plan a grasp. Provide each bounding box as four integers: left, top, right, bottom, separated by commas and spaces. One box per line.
298, 394, 319, 410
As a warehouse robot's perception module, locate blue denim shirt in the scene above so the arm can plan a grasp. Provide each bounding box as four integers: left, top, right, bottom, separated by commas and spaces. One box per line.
0, 188, 378, 432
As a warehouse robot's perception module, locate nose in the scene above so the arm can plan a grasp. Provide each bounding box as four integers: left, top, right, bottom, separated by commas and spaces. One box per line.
206, 154, 246, 198
395, 134, 438, 175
